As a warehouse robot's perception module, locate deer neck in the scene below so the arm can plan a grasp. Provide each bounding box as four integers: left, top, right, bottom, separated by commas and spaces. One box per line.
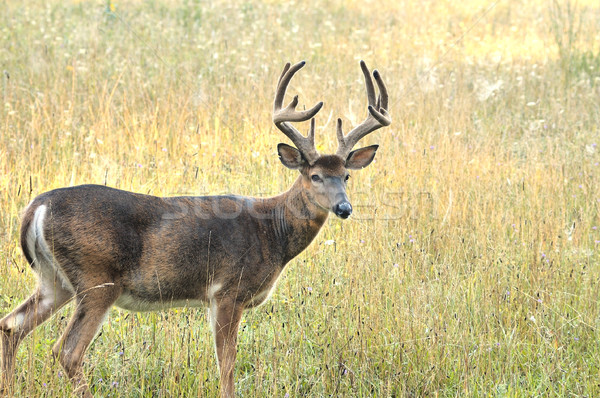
269, 176, 329, 264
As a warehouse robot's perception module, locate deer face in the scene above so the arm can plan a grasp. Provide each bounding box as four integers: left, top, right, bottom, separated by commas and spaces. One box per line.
278, 144, 379, 219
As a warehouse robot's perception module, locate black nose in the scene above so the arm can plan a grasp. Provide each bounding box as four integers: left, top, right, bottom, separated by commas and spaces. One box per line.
334, 202, 352, 219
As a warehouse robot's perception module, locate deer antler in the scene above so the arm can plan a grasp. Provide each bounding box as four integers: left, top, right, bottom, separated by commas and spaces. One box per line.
336, 60, 391, 159
273, 61, 323, 165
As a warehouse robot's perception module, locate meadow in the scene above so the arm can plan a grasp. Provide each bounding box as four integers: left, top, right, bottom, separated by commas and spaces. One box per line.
1, 0, 599, 396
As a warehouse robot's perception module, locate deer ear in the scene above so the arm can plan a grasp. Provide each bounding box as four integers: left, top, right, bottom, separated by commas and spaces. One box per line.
345, 145, 378, 169
278, 143, 306, 170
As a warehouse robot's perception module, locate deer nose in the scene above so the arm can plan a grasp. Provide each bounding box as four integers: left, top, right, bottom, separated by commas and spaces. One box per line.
334, 202, 352, 219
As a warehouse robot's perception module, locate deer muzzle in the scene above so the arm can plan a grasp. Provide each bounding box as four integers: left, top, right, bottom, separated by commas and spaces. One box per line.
334, 201, 352, 219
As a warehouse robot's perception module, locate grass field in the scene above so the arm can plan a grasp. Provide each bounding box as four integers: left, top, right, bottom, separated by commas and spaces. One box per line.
1, 0, 600, 396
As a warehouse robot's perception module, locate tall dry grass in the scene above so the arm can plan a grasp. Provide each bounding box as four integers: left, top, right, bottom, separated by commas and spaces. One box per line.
1, 0, 599, 396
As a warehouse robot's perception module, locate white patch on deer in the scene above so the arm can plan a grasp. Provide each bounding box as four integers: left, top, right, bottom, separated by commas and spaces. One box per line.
29, 205, 75, 294
203, 282, 223, 365
24, 202, 40, 267
209, 298, 219, 366
206, 282, 222, 301
38, 278, 71, 313
4, 313, 25, 331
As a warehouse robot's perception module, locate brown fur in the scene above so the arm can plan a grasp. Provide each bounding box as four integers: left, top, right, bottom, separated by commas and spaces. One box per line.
0, 174, 337, 398
309, 154, 346, 174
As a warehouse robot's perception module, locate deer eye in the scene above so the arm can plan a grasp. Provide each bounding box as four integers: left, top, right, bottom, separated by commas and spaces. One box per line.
311, 174, 322, 183
345, 174, 350, 182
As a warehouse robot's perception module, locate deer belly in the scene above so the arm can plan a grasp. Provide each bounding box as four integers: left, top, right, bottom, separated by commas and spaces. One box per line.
115, 291, 206, 312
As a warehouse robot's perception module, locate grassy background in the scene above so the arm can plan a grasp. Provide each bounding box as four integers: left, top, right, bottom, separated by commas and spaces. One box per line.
1, 0, 599, 396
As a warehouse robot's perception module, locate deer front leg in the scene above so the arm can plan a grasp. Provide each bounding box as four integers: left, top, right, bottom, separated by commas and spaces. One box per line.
0, 284, 71, 395
210, 298, 244, 398
52, 285, 120, 398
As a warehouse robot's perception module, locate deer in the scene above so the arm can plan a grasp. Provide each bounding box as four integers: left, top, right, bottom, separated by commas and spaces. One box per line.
0, 60, 390, 397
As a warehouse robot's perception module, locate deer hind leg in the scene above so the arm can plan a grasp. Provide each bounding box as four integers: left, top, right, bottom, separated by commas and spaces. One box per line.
52, 284, 120, 398
210, 298, 244, 398
0, 280, 72, 395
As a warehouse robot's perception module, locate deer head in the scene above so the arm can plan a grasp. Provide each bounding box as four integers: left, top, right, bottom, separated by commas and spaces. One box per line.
273, 60, 391, 219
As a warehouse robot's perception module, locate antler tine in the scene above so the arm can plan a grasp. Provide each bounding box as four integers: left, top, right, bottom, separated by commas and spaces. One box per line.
336, 61, 391, 159
373, 68, 389, 110
308, 117, 316, 141
361, 60, 377, 107
336, 118, 344, 144
273, 61, 323, 164
275, 62, 291, 95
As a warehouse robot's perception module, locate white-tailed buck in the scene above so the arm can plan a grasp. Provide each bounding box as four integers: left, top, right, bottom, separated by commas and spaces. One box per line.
0, 60, 390, 397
